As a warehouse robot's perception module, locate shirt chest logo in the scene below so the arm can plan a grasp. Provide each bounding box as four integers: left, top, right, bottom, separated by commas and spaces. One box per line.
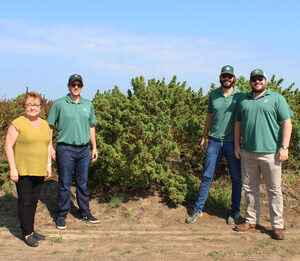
264, 99, 268, 103
232, 99, 237, 104
83, 107, 87, 112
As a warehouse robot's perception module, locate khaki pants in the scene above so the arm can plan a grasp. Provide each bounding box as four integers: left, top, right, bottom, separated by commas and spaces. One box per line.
241, 150, 283, 228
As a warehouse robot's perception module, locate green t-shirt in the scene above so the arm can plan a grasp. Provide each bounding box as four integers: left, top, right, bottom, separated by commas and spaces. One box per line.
235, 89, 293, 153
207, 87, 245, 141
47, 95, 97, 145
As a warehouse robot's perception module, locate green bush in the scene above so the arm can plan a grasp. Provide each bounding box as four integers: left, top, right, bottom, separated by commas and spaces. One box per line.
0, 76, 299, 203
91, 76, 208, 203
91, 75, 299, 203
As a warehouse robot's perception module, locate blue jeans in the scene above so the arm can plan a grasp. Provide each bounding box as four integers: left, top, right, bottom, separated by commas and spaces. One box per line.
56, 144, 91, 219
194, 138, 242, 213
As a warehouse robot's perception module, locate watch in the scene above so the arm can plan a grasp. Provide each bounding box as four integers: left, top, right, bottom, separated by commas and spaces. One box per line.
281, 145, 289, 150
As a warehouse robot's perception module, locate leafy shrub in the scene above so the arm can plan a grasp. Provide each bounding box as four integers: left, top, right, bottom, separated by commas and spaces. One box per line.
91, 76, 208, 203
0, 76, 299, 203
91, 75, 299, 203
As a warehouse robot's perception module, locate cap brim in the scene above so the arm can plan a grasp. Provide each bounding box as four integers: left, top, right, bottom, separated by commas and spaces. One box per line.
220, 72, 235, 76
251, 73, 266, 78
69, 79, 83, 84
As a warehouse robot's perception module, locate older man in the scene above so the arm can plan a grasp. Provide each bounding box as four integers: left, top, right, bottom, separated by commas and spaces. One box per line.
234, 69, 293, 240
186, 65, 244, 225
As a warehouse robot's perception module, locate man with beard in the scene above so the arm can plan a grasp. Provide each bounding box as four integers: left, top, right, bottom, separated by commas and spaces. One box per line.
234, 69, 293, 240
186, 65, 244, 225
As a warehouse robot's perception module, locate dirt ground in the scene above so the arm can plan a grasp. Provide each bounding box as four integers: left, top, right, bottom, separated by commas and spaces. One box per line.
0, 178, 299, 261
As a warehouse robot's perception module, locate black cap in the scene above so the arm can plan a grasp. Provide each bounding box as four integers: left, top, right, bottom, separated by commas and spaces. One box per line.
68, 74, 83, 85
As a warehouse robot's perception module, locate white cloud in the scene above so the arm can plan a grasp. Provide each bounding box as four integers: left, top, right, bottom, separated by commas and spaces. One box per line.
0, 18, 297, 98
0, 19, 248, 74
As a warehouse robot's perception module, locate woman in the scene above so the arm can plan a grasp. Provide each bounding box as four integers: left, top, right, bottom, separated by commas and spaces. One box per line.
5, 92, 52, 247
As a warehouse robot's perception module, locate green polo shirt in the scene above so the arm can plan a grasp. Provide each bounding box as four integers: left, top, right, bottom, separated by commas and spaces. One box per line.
235, 89, 293, 153
207, 87, 245, 141
47, 95, 97, 145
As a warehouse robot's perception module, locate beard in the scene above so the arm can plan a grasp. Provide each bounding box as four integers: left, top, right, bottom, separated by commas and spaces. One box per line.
252, 85, 267, 93
220, 78, 235, 89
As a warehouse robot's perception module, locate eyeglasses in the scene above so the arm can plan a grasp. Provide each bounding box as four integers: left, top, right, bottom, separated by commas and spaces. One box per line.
25, 104, 41, 108
71, 83, 83, 88
221, 74, 234, 79
250, 76, 265, 82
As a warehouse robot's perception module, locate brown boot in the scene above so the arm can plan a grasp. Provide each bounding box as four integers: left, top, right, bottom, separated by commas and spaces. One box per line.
273, 228, 285, 240
234, 222, 257, 232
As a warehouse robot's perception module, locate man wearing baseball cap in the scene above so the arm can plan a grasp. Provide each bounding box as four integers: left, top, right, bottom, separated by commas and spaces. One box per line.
234, 69, 293, 240
47, 74, 99, 229
186, 65, 244, 225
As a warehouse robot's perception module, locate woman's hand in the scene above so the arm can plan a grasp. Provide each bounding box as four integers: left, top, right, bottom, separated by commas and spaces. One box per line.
46, 166, 52, 179
10, 169, 19, 183
51, 146, 56, 161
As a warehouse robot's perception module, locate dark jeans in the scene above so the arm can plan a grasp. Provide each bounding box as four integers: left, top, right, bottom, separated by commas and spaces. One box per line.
194, 138, 242, 213
56, 144, 91, 219
16, 176, 44, 237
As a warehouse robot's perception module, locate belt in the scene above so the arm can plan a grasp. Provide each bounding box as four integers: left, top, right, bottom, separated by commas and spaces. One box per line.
57, 142, 89, 148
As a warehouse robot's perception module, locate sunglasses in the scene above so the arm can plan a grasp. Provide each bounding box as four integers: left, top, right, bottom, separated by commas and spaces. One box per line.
71, 83, 83, 87
221, 74, 234, 79
250, 76, 265, 82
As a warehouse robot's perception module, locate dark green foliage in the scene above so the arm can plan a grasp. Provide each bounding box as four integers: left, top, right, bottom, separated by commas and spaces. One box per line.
91, 75, 299, 203
91, 76, 208, 203
0, 75, 299, 203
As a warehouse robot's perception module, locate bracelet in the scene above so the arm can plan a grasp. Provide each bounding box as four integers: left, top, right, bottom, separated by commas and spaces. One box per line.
47, 164, 52, 167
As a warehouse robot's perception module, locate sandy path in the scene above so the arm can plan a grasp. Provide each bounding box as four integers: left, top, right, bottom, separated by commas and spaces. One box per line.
0, 181, 299, 261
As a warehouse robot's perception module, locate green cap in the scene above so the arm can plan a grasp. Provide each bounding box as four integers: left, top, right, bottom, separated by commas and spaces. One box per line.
68, 74, 83, 84
250, 69, 266, 79
220, 65, 235, 76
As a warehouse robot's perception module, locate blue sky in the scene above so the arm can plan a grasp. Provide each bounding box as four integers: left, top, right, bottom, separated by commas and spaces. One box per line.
1, 0, 299, 100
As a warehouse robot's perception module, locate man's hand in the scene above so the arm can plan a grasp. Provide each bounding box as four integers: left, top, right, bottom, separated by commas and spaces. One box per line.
91, 147, 98, 162
200, 137, 207, 151
277, 148, 289, 162
234, 146, 242, 160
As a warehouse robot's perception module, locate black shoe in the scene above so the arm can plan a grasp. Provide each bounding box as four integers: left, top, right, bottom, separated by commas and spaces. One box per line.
24, 234, 38, 247
56, 218, 67, 230
33, 231, 46, 240
80, 214, 99, 223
